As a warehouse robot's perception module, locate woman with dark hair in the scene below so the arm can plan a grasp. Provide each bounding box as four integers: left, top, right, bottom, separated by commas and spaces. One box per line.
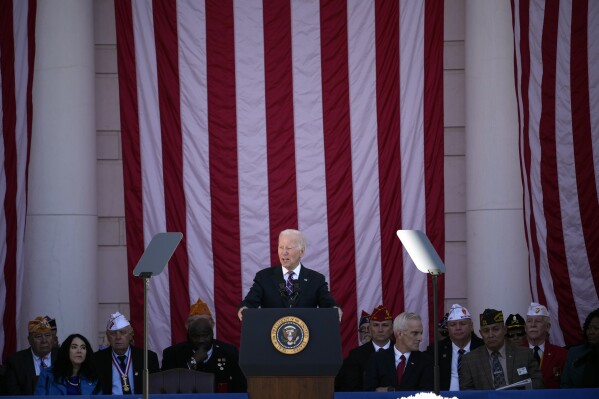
35, 334, 101, 395
561, 308, 599, 388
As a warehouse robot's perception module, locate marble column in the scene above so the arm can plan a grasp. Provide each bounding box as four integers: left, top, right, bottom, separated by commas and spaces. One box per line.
23, 0, 97, 348
465, 0, 531, 329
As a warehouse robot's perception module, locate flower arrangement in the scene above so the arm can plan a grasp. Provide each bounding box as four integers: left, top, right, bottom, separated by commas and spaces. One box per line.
398, 393, 458, 399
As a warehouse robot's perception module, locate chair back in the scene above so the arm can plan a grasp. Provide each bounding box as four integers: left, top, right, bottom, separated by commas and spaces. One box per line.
148, 368, 215, 393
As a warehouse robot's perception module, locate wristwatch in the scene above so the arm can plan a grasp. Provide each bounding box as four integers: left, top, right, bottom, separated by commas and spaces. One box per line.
189, 358, 197, 369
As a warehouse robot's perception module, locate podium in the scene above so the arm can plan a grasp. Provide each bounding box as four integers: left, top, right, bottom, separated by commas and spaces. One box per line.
239, 308, 342, 399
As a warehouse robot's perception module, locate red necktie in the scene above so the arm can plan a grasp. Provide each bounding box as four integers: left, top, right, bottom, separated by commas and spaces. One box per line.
396, 354, 406, 385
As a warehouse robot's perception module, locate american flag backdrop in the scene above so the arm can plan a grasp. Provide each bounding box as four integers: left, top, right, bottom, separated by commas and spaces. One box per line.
0, 0, 35, 361
512, 0, 599, 347
3, 0, 596, 363
114, 0, 444, 357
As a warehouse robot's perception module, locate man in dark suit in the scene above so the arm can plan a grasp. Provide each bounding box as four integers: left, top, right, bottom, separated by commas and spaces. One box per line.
363, 312, 433, 391
460, 308, 543, 390
162, 318, 246, 392
523, 302, 567, 389
237, 229, 340, 320
337, 305, 394, 391
94, 311, 159, 394
3, 316, 58, 395
426, 303, 484, 391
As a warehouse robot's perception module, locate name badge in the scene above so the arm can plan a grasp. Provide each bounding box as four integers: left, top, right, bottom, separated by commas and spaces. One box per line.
517, 367, 528, 376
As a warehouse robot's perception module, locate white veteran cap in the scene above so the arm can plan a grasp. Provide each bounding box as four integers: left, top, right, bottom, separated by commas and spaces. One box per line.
106, 311, 131, 330
447, 303, 471, 321
527, 302, 549, 317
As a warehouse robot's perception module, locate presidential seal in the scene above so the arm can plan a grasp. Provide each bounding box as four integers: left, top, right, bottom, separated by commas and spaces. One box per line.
271, 316, 310, 354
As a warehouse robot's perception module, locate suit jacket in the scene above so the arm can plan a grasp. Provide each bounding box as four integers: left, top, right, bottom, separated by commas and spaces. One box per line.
239, 265, 338, 309
34, 367, 100, 395
522, 340, 567, 389
459, 343, 543, 390
94, 345, 159, 394
3, 347, 58, 395
363, 348, 433, 391
426, 333, 484, 390
336, 341, 378, 391
162, 340, 246, 392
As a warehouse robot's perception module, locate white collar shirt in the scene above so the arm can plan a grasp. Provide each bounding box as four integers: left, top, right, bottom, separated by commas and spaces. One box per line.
449, 340, 472, 390
32, 350, 51, 376
393, 346, 411, 368
372, 340, 391, 352
528, 341, 545, 360
283, 264, 302, 280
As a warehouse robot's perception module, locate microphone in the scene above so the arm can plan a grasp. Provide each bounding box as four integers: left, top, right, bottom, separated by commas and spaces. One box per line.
278, 282, 287, 299
289, 281, 301, 307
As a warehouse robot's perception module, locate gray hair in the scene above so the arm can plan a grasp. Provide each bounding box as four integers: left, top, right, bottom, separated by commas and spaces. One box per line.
393, 312, 422, 333
279, 229, 306, 250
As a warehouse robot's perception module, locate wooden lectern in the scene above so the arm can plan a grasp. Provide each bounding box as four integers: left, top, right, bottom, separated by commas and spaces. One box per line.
239, 308, 342, 399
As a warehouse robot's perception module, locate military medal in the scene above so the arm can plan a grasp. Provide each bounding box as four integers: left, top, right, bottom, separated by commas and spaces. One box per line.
121, 375, 131, 392
112, 352, 133, 394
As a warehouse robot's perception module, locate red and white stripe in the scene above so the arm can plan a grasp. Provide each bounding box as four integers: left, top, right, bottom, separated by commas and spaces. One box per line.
0, 0, 35, 362
115, 0, 444, 358
512, 0, 599, 346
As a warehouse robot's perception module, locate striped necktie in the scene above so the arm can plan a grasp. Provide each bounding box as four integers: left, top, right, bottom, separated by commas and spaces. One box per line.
286, 271, 295, 295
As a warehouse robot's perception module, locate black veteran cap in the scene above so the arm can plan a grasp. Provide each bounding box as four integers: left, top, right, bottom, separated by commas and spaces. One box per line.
480, 308, 504, 327
505, 313, 525, 330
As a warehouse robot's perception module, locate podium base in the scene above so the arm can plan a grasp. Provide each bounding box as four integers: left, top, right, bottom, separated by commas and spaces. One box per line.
247, 376, 334, 399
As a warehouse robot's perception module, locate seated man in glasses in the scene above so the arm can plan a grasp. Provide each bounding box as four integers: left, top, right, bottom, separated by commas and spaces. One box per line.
505, 314, 526, 347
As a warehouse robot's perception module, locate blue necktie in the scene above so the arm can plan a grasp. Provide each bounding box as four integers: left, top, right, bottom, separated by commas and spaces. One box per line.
117, 355, 127, 373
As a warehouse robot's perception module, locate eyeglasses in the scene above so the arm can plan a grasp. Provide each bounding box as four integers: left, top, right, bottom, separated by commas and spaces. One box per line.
358, 328, 369, 334
506, 332, 526, 338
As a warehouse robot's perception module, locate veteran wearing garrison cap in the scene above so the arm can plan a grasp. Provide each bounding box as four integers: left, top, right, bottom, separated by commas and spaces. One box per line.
358, 310, 372, 345
164, 298, 240, 372
3, 316, 59, 395
186, 298, 215, 329
459, 309, 543, 390
426, 304, 484, 391
94, 312, 159, 394
523, 302, 567, 388
505, 313, 526, 347
336, 306, 394, 391
162, 299, 246, 392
